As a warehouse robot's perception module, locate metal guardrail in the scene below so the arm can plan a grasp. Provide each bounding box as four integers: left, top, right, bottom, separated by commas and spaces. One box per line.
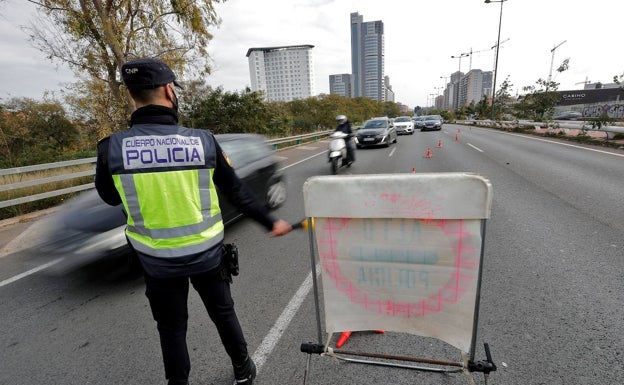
266, 130, 332, 149
0, 131, 332, 210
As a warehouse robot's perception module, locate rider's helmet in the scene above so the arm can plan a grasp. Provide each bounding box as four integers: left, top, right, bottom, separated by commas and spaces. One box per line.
335, 115, 347, 124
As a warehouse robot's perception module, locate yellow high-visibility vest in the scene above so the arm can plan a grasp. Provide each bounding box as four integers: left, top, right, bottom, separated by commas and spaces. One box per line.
107, 124, 224, 259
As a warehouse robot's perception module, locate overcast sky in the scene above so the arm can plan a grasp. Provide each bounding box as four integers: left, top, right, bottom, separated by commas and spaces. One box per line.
1, 0, 622, 108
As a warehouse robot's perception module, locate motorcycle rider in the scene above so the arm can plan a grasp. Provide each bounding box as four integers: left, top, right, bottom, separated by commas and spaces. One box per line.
334, 114, 355, 165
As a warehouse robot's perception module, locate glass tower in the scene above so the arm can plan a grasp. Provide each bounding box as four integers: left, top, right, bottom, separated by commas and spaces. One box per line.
350, 12, 385, 102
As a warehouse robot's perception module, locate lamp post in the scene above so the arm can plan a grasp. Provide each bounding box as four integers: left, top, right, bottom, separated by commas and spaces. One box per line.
434, 87, 443, 110
485, 0, 507, 120
451, 53, 469, 111
440, 76, 449, 109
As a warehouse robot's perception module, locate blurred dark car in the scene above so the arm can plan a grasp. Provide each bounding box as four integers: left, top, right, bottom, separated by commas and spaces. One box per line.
35, 134, 286, 272
421, 115, 443, 131
355, 117, 398, 148
553, 111, 583, 120
412, 116, 425, 130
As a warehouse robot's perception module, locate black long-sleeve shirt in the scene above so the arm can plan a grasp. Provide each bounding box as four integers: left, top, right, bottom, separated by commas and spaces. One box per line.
95, 105, 276, 277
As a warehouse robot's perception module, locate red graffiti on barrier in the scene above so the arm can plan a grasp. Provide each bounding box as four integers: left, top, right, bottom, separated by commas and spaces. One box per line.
318, 217, 479, 318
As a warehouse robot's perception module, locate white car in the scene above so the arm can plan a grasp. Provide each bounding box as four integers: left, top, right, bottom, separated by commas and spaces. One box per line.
393, 116, 415, 135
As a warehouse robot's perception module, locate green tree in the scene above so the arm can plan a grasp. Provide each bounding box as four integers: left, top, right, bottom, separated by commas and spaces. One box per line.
381, 101, 402, 118
475, 96, 490, 119
518, 78, 561, 121
26, 0, 225, 135
0, 98, 79, 167
494, 76, 514, 119
517, 58, 569, 121
181, 84, 271, 135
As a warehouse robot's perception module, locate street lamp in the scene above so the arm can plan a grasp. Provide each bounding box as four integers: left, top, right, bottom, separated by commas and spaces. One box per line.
440, 76, 449, 110
451, 53, 469, 110
485, 0, 507, 120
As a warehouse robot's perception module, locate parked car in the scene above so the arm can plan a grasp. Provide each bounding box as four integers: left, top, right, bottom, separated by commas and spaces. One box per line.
34, 133, 287, 272
421, 115, 443, 131
393, 116, 415, 135
355, 117, 398, 148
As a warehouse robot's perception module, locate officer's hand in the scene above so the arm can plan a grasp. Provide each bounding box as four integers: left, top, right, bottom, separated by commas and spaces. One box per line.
270, 219, 292, 237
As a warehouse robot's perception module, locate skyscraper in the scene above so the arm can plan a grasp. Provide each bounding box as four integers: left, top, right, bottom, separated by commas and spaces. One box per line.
350, 12, 385, 102
246, 45, 315, 102
329, 74, 352, 97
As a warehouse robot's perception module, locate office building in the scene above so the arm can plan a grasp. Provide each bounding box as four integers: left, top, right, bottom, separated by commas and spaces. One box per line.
246, 45, 315, 102
329, 74, 352, 97
350, 12, 385, 102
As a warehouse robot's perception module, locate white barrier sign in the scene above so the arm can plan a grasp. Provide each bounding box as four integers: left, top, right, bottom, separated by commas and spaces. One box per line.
303, 173, 492, 353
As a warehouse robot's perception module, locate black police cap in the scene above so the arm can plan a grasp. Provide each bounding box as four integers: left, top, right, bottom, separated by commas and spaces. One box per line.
121, 58, 183, 90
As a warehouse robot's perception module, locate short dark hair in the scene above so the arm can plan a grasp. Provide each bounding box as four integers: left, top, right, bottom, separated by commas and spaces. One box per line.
128, 86, 163, 104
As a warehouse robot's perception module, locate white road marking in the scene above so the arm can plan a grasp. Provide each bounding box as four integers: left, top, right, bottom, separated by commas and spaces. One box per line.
388, 147, 396, 157
278, 151, 326, 171
474, 127, 624, 158
252, 264, 320, 373
467, 143, 484, 152
0, 258, 64, 288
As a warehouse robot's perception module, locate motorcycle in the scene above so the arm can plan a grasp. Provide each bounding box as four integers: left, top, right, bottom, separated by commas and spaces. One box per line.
328, 131, 352, 175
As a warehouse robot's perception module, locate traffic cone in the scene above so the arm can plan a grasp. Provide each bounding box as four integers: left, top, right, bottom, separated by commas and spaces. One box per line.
411, 167, 416, 173
437, 139, 443, 148
454, 133, 459, 141
336, 331, 352, 348
424, 147, 433, 158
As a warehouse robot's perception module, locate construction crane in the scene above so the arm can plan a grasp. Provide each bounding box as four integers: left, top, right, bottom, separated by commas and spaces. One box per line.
575, 77, 591, 88
466, 38, 510, 71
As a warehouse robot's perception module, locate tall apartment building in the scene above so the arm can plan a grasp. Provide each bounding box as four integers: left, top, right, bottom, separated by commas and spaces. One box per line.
448, 71, 463, 110
350, 12, 385, 102
246, 45, 315, 102
443, 70, 492, 110
329, 74, 352, 97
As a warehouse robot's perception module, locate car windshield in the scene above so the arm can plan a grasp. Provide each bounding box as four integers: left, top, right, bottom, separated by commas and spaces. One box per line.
217, 137, 269, 168
425, 116, 440, 121
363, 119, 388, 129
394, 117, 410, 122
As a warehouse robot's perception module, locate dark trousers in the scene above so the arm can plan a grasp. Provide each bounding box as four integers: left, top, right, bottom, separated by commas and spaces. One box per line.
144, 267, 248, 384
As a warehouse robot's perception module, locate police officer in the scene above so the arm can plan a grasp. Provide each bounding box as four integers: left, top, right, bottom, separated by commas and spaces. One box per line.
94, 58, 292, 385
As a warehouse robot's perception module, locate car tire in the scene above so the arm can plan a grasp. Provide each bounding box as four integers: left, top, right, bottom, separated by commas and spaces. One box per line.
266, 179, 287, 209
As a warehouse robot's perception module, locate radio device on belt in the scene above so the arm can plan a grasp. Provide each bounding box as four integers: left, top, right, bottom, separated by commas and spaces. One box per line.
223, 243, 239, 277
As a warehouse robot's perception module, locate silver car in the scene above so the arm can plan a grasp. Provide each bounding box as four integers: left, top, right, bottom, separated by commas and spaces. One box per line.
421, 115, 443, 131
393, 116, 415, 135
355, 117, 398, 148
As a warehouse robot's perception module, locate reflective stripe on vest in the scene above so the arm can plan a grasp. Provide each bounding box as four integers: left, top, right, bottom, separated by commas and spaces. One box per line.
108, 125, 223, 259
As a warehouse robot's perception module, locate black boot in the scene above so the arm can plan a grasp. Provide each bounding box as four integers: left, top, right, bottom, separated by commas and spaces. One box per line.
233, 357, 256, 384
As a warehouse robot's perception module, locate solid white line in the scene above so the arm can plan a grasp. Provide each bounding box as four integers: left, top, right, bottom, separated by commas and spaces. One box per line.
473, 127, 624, 158
0, 258, 64, 288
252, 264, 319, 373
278, 151, 326, 171
467, 143, 484, 152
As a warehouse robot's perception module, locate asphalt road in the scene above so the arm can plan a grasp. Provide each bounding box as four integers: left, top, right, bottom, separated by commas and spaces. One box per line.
1, 125, 623, 385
